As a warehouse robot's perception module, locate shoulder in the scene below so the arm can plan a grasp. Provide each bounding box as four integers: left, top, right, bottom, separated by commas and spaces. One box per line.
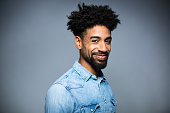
53, 68, 84, 90
46, 83, 69, 98
46, 67, 84, 101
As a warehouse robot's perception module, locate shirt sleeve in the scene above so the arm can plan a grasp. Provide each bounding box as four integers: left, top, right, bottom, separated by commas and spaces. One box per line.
45, 83, 74, 113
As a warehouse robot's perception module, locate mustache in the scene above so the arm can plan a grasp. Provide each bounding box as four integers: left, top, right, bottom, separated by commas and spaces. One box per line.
92, 51, 109, 56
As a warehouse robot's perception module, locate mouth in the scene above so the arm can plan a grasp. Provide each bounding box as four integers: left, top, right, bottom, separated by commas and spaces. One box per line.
95, 54, 108, 61
92, 51, 109, 62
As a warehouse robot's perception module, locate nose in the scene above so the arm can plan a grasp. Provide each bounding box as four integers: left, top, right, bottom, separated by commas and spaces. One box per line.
98, 42, 107, 52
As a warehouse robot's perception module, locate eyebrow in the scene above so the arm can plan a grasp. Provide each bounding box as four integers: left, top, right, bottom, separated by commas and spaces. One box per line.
90, 36, 112, 40
90, 36, 100, 39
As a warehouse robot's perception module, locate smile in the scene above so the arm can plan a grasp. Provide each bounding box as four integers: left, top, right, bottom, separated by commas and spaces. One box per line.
95, 54, 107, 60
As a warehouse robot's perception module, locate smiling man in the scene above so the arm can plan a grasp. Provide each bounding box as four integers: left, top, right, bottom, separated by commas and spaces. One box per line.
45, 3, 120, 113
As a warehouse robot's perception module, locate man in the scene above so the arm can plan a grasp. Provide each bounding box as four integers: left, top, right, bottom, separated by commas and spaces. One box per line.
45, 3, 120, 113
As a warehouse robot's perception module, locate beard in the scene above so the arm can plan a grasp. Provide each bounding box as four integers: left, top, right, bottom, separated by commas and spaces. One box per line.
81, 49, 109, 70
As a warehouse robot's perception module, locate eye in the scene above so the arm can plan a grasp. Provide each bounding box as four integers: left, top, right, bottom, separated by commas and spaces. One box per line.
105, 39, 111, 44
92, 40, 98, 43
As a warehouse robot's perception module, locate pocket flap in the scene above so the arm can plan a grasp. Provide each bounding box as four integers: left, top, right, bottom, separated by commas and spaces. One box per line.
111, 98, 117, 106
80, 104, 100, 113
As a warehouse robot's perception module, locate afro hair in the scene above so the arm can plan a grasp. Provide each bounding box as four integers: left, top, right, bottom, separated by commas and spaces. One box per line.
67, 3, 120, 38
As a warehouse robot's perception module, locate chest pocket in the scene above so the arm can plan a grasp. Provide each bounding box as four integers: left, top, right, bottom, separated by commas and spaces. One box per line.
78, 99, 117, 113
80, 104, 100, 113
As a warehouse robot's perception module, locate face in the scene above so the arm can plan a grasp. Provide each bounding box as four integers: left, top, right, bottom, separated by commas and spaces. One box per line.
80, 25, 112, 70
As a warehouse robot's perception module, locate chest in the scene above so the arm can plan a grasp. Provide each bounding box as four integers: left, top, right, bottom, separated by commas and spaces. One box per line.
70, 80, 116, 113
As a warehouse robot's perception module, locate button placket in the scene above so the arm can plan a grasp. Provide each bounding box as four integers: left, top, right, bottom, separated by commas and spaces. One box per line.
99, 79, 108, 105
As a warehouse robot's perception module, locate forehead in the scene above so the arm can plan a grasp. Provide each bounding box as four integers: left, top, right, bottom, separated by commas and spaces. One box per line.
84, 25, 111, 39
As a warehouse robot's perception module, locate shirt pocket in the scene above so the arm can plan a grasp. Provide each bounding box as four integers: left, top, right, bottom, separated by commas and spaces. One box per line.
80, 104, 101, 113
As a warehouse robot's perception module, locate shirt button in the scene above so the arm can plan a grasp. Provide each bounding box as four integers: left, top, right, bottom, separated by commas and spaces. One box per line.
104, 99, 107, 103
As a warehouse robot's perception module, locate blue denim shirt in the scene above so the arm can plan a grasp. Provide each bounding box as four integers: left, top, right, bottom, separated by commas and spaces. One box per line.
45, 61, 117, 113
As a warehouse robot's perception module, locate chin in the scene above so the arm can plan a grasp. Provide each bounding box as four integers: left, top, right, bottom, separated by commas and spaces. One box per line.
94, 60, 107, 69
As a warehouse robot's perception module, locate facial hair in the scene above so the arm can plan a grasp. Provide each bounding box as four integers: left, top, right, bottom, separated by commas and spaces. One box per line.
81, 49, 109, 70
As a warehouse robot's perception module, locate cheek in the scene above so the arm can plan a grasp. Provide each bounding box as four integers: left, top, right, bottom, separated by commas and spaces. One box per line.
107, 45, 111, 52
82, 45, 91, 56
90, 45, 98, 52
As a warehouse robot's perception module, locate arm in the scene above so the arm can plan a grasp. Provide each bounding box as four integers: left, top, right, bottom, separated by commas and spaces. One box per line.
45, 83, 74, 113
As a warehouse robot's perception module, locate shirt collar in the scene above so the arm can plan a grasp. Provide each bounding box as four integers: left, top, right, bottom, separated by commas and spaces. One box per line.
73, 60, 105, 82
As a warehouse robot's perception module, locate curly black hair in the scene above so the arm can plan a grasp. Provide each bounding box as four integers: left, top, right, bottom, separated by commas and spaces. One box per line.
67, 3, 120, 38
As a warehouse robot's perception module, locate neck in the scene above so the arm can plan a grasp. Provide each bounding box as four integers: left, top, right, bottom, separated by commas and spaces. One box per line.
78, 57, 101, 77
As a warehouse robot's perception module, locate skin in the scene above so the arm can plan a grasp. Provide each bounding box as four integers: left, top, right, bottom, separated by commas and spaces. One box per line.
75, 25, 112, 77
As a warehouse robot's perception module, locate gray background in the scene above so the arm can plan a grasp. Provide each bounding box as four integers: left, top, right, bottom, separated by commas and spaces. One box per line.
0, 0, 169, 113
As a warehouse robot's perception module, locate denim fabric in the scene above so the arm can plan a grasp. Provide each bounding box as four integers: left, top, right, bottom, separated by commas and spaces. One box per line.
45, 61, 117, 113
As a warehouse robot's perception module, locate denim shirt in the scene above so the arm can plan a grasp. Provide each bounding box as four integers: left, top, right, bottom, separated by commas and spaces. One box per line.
45, 61, 117, 113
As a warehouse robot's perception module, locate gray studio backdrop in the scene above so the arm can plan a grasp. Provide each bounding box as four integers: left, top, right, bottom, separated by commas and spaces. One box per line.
0, 0, 169, 113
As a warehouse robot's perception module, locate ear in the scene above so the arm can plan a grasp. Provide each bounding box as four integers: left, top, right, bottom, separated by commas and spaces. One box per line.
75, 36, 82, 50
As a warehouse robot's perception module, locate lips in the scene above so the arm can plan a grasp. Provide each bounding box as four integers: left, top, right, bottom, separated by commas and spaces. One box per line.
92, 51, 108, 61
95, 54, 107, 60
